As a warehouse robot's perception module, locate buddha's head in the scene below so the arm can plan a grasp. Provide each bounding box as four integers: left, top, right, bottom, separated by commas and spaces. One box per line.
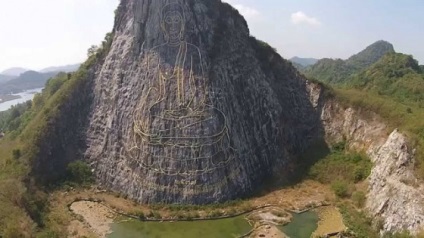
161, 3, 185, 44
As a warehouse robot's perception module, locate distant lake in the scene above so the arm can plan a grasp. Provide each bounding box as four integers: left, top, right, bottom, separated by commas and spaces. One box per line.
0, 88, 43, 112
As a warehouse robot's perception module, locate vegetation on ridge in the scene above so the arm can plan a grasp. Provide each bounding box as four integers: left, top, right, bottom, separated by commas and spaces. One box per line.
0, 32, 113, 236
303, 40, 395, 84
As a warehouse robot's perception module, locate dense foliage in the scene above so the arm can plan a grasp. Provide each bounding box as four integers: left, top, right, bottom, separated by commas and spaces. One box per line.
0, 73, 72, 137
65, 161, 94, 186
0, 101, 32, 135
304, 58, 352, 84
309, 142, 372, 184
349, 53, 424, 105
345, 40, 395, 71
307, 141, 372, 198
304, 40, 395, 84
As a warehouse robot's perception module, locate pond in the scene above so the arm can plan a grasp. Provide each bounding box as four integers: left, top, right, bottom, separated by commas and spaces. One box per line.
0, 88, 43, 112
108, 216, 252, 238
280, 211, 319, 238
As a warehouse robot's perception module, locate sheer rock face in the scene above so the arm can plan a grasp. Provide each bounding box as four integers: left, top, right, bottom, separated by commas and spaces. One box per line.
85, 0, 321, 204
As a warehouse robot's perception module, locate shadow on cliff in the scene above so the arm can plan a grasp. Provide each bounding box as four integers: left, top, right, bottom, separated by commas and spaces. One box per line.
255, 139, 331, 196
248, 37, 333, 196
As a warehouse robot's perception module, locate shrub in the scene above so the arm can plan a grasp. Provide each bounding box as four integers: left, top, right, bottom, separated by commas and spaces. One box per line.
135, 211, 145, 220
12, 149, 21, 160
22, 190, 48, 227
354, 167, 367, 182
153, 211, 162, 219
331, 180, 349, 198
66, 161, 94, 185
352, 191, 366, 207
332, 141, 346, 152
339, 203, 379, 238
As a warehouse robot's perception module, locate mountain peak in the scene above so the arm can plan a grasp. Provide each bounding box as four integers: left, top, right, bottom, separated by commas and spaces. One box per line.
304, 40, 396, 84
346, 40, 395, 69
1, 67, 30, 76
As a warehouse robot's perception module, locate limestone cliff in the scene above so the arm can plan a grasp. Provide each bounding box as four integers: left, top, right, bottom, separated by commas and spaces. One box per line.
84, 0, 322, 204
309, 85, 424, 234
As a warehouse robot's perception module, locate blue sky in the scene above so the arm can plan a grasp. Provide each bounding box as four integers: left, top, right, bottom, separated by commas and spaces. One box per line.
0, 0, 423, 71
228, 0, 424, 63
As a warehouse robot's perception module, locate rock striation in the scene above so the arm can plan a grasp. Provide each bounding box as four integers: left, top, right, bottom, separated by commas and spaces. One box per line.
84, 0, 322, 204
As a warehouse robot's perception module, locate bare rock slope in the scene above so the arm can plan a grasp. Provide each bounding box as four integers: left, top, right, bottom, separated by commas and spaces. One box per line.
84, 0, 322, 204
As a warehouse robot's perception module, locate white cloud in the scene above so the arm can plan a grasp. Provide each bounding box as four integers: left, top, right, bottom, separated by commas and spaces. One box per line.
222, 0, 260, 19
291, 11, 321, 26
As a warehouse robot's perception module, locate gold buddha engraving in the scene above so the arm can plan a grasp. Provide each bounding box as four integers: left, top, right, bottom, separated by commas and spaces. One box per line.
128, 3, 235, 178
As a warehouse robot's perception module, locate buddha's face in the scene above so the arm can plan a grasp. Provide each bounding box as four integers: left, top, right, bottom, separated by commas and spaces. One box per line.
163, 11, 183, 42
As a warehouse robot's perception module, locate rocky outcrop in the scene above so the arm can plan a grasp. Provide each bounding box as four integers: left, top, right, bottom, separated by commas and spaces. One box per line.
309, 90, 424, 234
84, 0, 322, 204
367, 130, 424, 234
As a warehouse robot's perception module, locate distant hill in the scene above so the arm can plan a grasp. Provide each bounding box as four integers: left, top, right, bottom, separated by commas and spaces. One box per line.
40, 63, 81, 73
0, 74, 15, 84
1, 67, 29, 76
346, 40, 395, 70
289, 57, 319, 67
0, 71, 58, 94
305, 40, 395, 84
290, 61, 306, 71
0, 64, 80, 94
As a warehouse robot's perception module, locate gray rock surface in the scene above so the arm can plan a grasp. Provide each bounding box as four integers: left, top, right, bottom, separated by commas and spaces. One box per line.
310, 91, 424, 234
367, 130, 424, 234
85, 0, 322, 204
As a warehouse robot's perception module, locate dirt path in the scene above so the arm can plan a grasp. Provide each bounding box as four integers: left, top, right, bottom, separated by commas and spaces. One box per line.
69, 201, 116, 238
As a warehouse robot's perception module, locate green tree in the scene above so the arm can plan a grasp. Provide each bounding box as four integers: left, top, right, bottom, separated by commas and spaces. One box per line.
66, 161, 94, 185
87, 45, 99, 57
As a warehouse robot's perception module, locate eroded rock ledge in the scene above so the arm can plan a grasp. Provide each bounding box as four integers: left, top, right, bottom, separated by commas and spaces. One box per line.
312, 85, 424, 234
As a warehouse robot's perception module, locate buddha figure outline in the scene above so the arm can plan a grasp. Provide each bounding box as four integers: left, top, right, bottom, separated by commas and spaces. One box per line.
128, 2, 235, 178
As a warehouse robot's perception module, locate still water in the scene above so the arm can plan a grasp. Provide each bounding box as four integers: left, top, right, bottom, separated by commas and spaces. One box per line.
0, 88, 43, 112
280, 211, 319, 238
108, 215, 252, 238
107, 210, 319, 238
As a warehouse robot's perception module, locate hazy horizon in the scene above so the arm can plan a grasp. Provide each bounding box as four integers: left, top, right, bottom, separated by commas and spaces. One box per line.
1, 0, 423, 72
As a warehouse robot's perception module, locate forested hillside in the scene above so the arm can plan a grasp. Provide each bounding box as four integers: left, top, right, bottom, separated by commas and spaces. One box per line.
304, 40, 395, 84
